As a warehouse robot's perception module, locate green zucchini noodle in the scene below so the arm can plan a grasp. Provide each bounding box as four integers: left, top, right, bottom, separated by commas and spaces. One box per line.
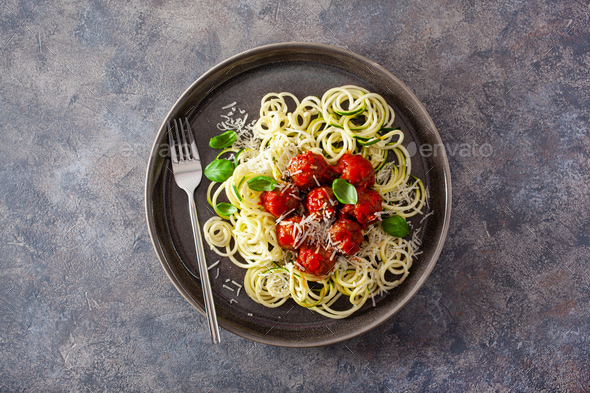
203, 85, 428, 319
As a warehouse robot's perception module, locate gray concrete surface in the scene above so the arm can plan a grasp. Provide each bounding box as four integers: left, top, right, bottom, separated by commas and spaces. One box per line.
1, 0, 589, 391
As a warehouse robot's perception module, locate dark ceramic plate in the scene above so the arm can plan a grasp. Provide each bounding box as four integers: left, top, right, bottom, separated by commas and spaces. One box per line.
145, 42, 451, 347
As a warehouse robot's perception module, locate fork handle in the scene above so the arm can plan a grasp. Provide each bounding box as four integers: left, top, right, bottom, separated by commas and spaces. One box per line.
187, 190, 221, 344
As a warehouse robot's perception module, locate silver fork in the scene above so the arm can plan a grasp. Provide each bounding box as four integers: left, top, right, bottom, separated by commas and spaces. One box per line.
168, 118, 221, 344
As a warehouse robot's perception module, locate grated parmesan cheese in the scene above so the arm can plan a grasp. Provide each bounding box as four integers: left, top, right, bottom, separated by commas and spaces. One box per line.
217, 103, 257, 151
312, 175, 321, 187
420, 210, 434, 224
291, 212, 336, 249
232, 280, 243, 297
208, 260, 220, 270
275, 208, 296, 224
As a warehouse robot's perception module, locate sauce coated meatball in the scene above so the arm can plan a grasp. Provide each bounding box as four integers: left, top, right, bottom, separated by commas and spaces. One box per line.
305, 186, 338, 220
276, 215, 305, 250
260, 184, 301, 218
296, 244, 336, 277
341, 187, 383, 226
335, 153, 375, 188
329, 217, 364, 255
287, 151, 337, 190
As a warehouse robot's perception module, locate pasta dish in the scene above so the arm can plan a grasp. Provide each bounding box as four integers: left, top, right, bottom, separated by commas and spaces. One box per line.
202, 85, 427, 319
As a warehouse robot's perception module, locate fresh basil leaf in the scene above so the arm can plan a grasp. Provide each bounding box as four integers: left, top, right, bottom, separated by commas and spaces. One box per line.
247, 176, 277, 191
332, 178, 358, 205
204, 159, 235, 183
209, 130, 237, 149
382, 215, 410, 238
216, 202, 237, 216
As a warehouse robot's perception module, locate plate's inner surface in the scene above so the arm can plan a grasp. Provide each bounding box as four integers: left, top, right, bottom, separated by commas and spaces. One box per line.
160, 61, 432, 330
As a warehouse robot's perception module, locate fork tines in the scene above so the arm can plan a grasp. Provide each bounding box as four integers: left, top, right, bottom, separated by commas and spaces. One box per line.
168, 118, 200, 163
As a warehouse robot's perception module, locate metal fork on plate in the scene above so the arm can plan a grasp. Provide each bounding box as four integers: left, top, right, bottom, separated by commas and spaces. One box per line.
168, 118, 221, 344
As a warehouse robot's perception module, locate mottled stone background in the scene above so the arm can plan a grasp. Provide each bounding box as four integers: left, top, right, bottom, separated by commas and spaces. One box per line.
1, 0, 589, 391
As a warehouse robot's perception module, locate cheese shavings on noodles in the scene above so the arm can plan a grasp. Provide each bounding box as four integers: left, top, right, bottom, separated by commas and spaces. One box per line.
203, 85, 428, 319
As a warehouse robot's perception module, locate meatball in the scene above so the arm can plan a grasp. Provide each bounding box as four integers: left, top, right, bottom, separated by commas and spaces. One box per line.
287, 151, 338, 190
329, 217, 364, 255
296, 244, 337, 277
260, 184, 301, 218
335, 153, 375, 188
305, 186, 338, 220
276, 215, 305, 250
341, 187, 383, 226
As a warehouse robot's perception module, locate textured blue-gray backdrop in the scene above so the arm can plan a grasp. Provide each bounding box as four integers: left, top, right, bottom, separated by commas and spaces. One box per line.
1, 0, 589, 391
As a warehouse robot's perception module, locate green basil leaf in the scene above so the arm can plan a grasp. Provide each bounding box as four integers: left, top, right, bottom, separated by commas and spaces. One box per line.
247, 175, 277, 191
216, 202, 237, 216
209, 130, 237, 149
204, 159, 235, 183
382, 215, 410, 238
332, 178, 358, 205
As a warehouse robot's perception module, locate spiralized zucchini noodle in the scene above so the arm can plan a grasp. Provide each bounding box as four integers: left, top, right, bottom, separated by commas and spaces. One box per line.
203, 85, 427, 319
